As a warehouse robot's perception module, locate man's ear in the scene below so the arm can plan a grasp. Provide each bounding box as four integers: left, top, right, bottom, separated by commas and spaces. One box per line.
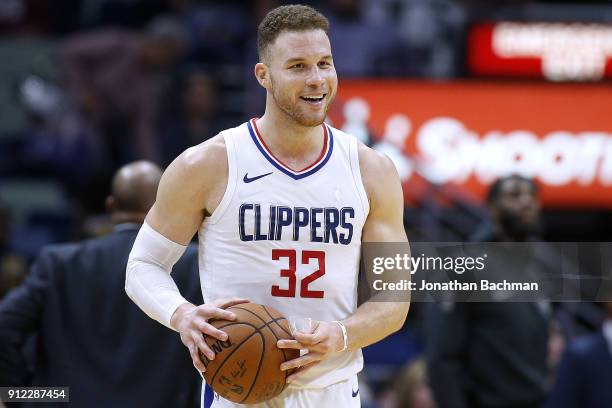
254, 62, 270, 89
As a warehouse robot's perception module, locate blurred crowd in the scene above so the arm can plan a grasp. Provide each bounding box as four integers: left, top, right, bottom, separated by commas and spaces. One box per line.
0, 0, 468, 284
1, 1, 611, 408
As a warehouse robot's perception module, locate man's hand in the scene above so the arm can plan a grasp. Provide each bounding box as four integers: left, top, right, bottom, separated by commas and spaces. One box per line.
171, 298, 249, 373
277, 320, 344, 383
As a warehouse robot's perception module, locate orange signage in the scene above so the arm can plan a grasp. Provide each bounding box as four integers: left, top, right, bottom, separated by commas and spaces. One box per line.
329, 81, 612, 208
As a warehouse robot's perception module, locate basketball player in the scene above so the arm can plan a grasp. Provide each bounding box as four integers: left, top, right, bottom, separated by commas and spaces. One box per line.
125, 4, 409, 407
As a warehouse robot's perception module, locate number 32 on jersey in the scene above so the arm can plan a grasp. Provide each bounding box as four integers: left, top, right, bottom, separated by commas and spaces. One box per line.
271, 249, 325, 298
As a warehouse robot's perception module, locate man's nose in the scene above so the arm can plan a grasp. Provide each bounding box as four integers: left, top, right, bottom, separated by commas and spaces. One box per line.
306, 67, 325, 86
519, 193, 536, 207
517, 194, 539, 214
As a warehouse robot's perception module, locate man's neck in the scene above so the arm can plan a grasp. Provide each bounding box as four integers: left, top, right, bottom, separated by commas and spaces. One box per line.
256, 104, 324, 159
492, 224, 530, 242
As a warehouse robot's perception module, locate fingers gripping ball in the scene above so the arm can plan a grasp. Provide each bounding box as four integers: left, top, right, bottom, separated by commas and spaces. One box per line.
201, 303, 300, 404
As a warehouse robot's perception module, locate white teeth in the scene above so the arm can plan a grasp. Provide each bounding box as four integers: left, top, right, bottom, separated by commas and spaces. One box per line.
302, 95, 324, 101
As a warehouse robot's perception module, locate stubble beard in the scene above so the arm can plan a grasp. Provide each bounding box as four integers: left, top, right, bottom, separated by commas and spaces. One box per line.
270, 78, 334, 127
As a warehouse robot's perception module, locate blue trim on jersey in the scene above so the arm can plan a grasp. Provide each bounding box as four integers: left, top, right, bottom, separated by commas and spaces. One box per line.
203, 383, 213, 408
246, 121, 334, 180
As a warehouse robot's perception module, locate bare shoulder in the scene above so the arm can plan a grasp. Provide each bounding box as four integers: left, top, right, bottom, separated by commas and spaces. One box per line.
174, 133, 227, 181
357, 142, 401, 203
357, 142, 407, 242
147, 133, 229, 243
158, 133, 228, 214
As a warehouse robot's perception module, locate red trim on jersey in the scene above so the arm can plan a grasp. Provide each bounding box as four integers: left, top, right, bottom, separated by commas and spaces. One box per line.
251, 118, 329, 173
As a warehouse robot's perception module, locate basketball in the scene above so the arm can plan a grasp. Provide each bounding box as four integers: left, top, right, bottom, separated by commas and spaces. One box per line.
201, 302, 300, 404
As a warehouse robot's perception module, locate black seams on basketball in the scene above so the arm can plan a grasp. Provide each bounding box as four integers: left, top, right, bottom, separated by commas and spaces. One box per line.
200, 303, 300, 404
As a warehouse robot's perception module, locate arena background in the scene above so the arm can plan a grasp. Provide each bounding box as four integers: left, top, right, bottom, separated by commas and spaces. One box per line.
0, 1, 611, 407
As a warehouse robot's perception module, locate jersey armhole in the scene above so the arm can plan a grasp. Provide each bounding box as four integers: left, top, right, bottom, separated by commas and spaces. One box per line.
348, 138, 370, 219
206, 131, 237, 224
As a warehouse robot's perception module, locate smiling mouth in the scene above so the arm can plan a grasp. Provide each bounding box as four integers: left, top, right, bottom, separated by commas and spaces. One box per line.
300, 94, 326, 103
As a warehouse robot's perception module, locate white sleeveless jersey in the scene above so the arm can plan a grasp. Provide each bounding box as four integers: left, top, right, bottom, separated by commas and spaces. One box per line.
198, 119, 369, 389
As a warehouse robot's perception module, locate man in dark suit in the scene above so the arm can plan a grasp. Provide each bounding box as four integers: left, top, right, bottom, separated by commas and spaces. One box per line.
425, 175, 549, 408
545, 302, 612, 408
0, 161, 203, 407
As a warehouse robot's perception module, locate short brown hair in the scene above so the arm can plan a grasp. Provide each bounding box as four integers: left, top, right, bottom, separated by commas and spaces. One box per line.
257, 4, 329, 62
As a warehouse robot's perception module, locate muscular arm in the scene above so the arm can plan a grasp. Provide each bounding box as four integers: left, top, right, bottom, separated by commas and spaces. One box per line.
342, 144, 410, 350
126, 136, 247, 372
147, 134, 227, 244
125, 137, 225, 327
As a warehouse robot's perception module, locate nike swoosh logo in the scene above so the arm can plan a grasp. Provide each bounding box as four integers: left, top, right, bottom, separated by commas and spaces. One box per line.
352, 388, 359, 397
243, 172, 273, 183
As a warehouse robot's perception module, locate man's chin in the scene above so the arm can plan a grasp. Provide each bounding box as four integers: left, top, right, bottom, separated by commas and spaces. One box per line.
274, 93, 330, 127
294, 111, 327, 127
297, 118, 325, 127
502, 217, 542, 239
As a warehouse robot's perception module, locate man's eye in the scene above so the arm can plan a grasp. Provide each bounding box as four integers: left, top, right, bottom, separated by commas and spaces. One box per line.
291, 63, 304, 69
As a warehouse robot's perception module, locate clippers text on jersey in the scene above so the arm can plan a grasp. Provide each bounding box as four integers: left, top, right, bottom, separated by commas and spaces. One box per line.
239, 204, 355, 244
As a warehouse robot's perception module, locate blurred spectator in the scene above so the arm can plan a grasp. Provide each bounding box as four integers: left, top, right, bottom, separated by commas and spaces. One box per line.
183, 2, 250, 65
473, 174, 542, 242
83, 0, 171, 30
546, 319, 566, 387
322, 0, 402, 77
0, 161, 203, 407
545, 301, 612, 408
0, 207, 27, 299
0, 73, 107, 215
395, 0, 465, 78
0, 0, 94, 34
0, 254, 27, 299
0, 207, 10, 256
379, 359, 437, 408
61, 15, 188, 166
157, 67, 232, 166
360, 0, 465, 77
0, 0, 49, 34
10, 74, 107, 209
424, 175, 550, 408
